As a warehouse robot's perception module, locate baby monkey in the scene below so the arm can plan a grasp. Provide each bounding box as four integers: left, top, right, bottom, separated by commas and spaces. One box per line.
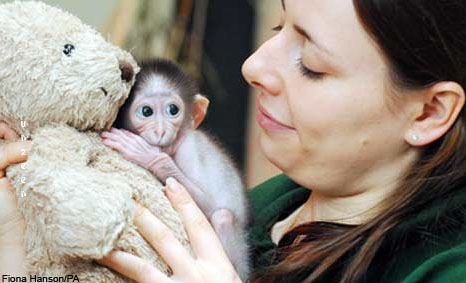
101, 58, 250, 279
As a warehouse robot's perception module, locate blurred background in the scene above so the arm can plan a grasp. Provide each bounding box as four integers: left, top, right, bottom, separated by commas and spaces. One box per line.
0, 0, 283, 188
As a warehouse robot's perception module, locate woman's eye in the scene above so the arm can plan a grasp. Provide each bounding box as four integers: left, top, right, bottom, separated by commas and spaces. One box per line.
296, 58, 325, 80
63, 44, 75, 57
137, 105, 154, 117
166, 104, 180, 117
271, 25, 283, 32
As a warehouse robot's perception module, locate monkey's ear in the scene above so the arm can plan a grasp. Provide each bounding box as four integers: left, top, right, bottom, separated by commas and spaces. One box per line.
192, 94, 210, 129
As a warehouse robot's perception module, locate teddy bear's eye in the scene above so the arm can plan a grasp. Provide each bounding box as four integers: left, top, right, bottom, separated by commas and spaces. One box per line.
137, 105, 154, 118
63, 44, 75, 57
166, 104, 180, 117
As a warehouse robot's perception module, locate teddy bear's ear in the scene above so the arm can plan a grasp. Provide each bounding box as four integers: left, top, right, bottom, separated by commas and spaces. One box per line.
192, 94, 209, 129
119, 60, 135, 83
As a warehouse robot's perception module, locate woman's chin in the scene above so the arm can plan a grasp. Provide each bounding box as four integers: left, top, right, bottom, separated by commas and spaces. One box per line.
259, 132, 296, 173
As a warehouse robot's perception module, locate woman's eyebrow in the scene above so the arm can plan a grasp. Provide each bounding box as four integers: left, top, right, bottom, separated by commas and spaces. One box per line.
293, 24, 334, 57
281, 0, 334, 58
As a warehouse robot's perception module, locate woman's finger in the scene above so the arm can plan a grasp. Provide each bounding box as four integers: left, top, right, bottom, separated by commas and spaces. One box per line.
96, 250, 171, 283
0, 122, 20, 141
132, 200, 196, 277
164, 177, 227, 261
0, 176, 15, 193
0, 141, 32, 178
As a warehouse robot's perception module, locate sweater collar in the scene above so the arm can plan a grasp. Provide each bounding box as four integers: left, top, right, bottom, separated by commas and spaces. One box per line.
250, 174, 466, 245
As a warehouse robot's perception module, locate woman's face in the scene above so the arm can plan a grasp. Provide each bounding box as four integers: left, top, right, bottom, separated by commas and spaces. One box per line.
242, 0, 413, 196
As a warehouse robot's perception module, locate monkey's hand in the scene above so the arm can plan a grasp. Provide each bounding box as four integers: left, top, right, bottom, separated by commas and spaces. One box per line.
100, 127, 162, 169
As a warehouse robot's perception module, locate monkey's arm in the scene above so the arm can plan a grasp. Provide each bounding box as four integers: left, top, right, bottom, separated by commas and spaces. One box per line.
101, 127, 246, 222
150, 152, 251, 280
147, 152, 250, 279
173, 132, 251, 280
101, 128, 213, 215
145, 152, 214, 216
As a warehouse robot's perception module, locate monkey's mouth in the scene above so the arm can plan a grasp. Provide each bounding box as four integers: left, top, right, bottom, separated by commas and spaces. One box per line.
146, 136, 171, 148
148, 140, 166, 147
100, 87, 108, 96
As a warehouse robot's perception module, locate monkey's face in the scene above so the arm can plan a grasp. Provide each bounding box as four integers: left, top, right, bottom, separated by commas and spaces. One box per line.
128, 93, 186, 147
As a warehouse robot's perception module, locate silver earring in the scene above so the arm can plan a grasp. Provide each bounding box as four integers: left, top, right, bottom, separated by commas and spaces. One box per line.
412, 134, 419, 141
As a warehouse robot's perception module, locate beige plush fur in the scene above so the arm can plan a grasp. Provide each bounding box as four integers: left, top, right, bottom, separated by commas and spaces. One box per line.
0, 1, 191, 282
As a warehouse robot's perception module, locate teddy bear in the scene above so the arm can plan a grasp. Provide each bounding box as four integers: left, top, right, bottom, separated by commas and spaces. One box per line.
0, 1, 192, 282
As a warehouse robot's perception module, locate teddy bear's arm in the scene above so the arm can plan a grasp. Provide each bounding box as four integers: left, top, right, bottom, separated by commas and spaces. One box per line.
13, 126, 134, 260
26, 165, 133, 260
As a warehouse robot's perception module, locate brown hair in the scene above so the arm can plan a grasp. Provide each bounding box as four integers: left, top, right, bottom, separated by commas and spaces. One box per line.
250, 1, 466, 282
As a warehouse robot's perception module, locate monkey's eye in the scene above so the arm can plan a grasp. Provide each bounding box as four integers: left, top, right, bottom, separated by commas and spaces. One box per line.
137, 105, 154, 117
63, 44, 75, 57
166, 104, 180, 117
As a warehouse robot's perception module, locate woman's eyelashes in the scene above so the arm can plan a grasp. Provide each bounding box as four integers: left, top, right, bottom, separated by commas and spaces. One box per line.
272, 25, 283, 32
271, 24, 325, 80
296, 58, 325, 80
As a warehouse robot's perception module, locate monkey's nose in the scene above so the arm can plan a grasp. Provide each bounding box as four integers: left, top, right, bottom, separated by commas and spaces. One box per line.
119, 60, 134, 82
155, 128, 165, 138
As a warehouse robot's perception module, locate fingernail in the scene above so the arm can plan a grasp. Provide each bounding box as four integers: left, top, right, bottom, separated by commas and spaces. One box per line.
132, 200, 145, 215
166, 177, 181, 193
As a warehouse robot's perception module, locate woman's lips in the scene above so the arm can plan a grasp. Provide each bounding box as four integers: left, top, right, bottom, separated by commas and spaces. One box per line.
256, 104, 295, 131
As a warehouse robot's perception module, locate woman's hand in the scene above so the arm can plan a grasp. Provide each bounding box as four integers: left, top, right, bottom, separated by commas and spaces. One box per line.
96, 177, 243, 283
0, 122, 31, 276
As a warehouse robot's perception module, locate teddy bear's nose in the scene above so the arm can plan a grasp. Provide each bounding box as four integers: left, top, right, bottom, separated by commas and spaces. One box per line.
119, 60, 134, 83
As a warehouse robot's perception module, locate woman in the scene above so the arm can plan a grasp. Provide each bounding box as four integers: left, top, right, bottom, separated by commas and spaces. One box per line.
2, 0, 466, 282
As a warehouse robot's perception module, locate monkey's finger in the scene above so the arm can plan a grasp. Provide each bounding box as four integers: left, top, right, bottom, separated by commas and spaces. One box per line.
102, 139, 140, 164
102, 131, 135, 148
0, 122, 20, 141
110, 127, 129, 138
96, 250, 172, 283
120, 129, 138, 138
109, 128, 139, 145
0, 141, 32, 178
103, 129, 125, 141
120, 130, 148, 146
131, 200, 197, 277
121, 130, 149, 146
101, 139, 125, 153
101, 131, 125, 144
164, 178, 229, 262
119, 129, 144, 141
109, 128, 128, 140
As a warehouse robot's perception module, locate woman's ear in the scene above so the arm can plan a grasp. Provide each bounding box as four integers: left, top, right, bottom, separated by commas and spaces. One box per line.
405, 81, 465, 146
192, 94, 210, 129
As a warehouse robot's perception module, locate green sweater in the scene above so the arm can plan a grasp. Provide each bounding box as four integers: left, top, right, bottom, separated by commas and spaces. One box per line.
247, 174, 466, 282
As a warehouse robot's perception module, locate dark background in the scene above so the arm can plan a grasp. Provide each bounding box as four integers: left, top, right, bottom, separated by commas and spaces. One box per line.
192, 1, 254, 170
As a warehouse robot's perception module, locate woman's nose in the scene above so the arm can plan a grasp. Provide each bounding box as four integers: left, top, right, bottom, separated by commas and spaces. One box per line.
241, 41, 282, 96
